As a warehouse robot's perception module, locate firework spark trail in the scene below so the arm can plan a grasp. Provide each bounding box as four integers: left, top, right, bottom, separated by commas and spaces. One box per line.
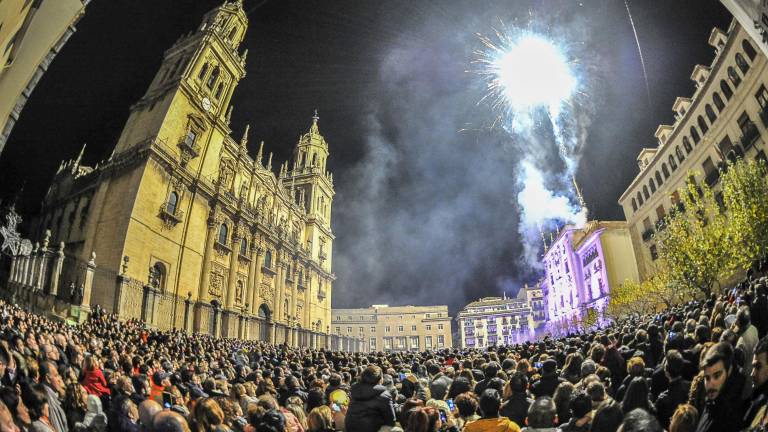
624, 0, 652, 107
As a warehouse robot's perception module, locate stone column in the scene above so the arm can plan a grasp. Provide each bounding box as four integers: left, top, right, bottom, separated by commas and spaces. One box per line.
79, 252, 96, 322
48, 242, 65, 297
248, 245, 263, 314
274, 257, 286, 324
225, 231, 240, 310
198, 217, 218, 301
183, 294, 192, 333
194, 217, 217, 333
35, 239, 49, 292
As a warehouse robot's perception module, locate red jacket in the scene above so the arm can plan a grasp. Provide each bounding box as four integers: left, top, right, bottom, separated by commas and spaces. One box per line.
81, 368, 111, 396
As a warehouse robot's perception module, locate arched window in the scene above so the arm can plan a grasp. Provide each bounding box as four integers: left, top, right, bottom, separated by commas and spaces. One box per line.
215, 82, 225, 99
228, 27, 238, 40
705, 104, 717, 123
258, 304, 271, 320
713, 92, 725, 112
697, 116, 709, 134
311, 153, 317, 166
669, 155, 677, 170
662, 163, 670, 179
197, 63, 209, 81
736, 53, 750, 74
264, 250, 272, 268
676, 146, 685, 163
721, 80, 733, 100
743, 39, 758, 60
631, 198, 638, 212
166, 191, 178, 215
643, 186, 649, 200
728, 66, 742, 87
690, 126, 701, 144
218, 223, 228, 245
655, 171, 663, 186
283, 299, 289, 317
683, 137, 693, 154
637, 192, 644, 206
649, 178, 656, 193
206, 66, 220, 89
240, 238, 248, 256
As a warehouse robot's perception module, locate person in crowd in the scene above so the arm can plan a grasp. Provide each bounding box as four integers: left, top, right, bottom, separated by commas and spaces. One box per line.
556, 392, 590, 432
550, 383, 574, 426
452, 392, 479, 430
499, 372, 532, 427
38, 361, 67, 432
464, 389, 520, 432
620, 408, 662, 432
530, 361, 563, 399
344, 365, 396, 432
307, 406, 335, 432
521, 396, 556, 432
744, 335, 768, 428
669, 404, 699, 432
589, 400, 622, 432
655, 349, 691, 428
619, 376, 654, 415
694, 342, 744, 432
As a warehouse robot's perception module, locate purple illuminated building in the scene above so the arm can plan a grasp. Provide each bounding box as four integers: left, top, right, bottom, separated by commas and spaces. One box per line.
539, 221, 640, 336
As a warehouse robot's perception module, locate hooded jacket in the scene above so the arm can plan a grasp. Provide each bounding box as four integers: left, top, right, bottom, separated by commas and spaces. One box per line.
344, 382, 396, 432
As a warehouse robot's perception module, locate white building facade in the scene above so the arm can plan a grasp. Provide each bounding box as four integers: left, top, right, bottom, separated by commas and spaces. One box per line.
618, 20, 768, 280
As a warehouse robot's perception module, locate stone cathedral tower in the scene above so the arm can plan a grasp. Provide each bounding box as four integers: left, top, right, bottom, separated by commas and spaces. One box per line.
33, 0, 336, 346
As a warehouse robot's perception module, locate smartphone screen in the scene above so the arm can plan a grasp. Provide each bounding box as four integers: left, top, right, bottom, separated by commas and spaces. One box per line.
331, 403, 341, 412
162, 392, 173, 408
446, 399, 455, 411
439, 410, 447, 423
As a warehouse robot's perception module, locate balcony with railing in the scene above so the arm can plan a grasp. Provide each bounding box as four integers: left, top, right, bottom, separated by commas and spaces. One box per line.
641, 228, 655, 242
740, 121, 760, 151
158, 203, 184, 228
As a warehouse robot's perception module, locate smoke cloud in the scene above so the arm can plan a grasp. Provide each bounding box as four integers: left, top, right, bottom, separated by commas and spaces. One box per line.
331, 1, 604, 313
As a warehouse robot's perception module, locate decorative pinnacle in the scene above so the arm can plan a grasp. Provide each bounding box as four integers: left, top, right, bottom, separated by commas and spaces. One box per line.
256, 140, 264, 164
312, 109, 319, 123
240, 124, 250, 148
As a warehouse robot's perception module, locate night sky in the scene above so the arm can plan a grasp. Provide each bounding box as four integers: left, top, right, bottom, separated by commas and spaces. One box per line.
0, 0, 732, 315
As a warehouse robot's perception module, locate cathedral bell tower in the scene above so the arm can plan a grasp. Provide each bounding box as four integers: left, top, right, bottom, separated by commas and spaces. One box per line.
282, 111, 335, 272
111, 0, 248, 171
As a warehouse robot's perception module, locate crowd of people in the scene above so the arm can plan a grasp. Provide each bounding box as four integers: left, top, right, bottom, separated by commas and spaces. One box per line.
0, 271, 767, 432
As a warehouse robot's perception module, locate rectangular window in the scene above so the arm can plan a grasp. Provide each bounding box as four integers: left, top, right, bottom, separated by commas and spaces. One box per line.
655, 205, 666, 221
396, 337, 406, 349
370, 338, 376, 349
384, 337, 392, 350
411, 325, 417, 331
718, 135, 733, 156
185, 130, 197, 147
438, 323, 444, 330
370, 326, 375, 333
650, 244, 658, 261
643, 217, 652, 231
385, 326, 390, 333
347, 327, 352, 334
738, 111, 753, 134
335, 326, 340, 334
359, 326, 364, 334
425, 336, 433, 348
425, 324, 432, 331
756, 84, 768, 109
410, 336, 419, 349
398, 325, 403, 332
438, 335, 445, 347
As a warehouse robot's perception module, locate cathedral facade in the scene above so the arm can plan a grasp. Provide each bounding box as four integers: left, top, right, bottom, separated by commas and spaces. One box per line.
31, 1, 335, 345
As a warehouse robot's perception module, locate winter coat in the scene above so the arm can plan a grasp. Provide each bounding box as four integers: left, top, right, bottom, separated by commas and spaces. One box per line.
81, 368, 111, 397
344, 383, 396, 432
